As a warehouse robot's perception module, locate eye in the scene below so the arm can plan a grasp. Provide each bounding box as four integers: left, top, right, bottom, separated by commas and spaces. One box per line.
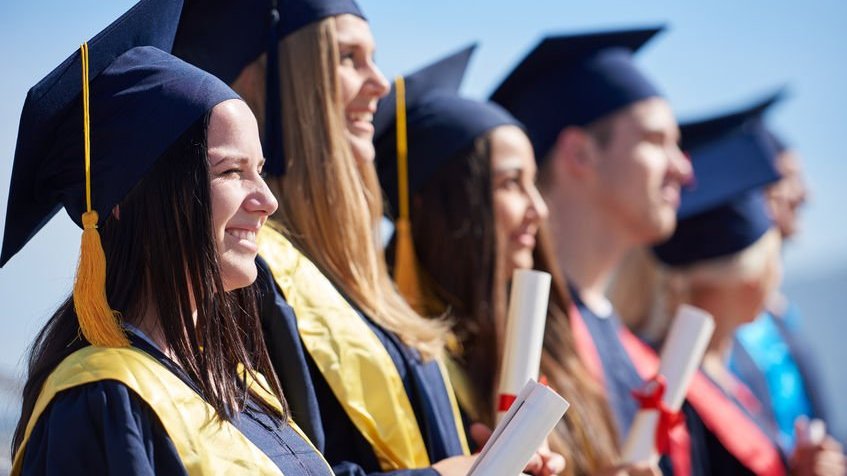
496, 173, 522, 191
219, 167, 242, 178
339, 50, 356, 66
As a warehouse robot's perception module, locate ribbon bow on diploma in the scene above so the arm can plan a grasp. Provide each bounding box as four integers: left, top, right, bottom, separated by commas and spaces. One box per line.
631, 374, 684, 454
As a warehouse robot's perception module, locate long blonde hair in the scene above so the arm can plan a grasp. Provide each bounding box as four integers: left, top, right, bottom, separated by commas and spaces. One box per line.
233, 17, 447, 358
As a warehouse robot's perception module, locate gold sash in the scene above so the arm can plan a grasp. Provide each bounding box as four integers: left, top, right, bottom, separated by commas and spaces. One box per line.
12, 346, 329, 475
258, 224, 469, 470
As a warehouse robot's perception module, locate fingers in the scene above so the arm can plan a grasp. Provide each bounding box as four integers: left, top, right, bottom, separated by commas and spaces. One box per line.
469, 422, 493, 449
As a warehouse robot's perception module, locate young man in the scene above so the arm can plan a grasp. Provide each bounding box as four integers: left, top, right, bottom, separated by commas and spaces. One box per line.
493, 27, 786, 476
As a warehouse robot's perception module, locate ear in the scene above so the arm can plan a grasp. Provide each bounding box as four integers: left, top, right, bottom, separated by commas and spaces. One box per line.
111, 205, 120, 221
550, 126, 596, 179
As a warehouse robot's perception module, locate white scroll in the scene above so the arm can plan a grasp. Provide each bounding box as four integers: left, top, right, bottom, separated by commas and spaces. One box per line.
469, 380, 570, 476
622, 304, 715, 463
496, 270, 551, 421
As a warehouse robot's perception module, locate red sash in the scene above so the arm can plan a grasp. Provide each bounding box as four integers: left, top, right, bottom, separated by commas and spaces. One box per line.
617, 324, 785, 476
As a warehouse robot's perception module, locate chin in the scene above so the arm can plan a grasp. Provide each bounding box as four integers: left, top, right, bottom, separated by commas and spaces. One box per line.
221, 262, 258, 292
348, 135, 375, 165
644, 210, 677, 243
509, 251, 535, 274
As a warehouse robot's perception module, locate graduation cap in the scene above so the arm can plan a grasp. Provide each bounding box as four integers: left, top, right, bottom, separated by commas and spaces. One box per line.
652, 91, 785, 266
1, 0, 239, 346
373, 44, 521, 311
375, 43, 521, 216
173, 0, 365, 176
490, 26, 665, 162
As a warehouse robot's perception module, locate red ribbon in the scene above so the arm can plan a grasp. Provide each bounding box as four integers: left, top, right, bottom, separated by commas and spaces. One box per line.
631, 374, 684, 454
497, 393, 517, 412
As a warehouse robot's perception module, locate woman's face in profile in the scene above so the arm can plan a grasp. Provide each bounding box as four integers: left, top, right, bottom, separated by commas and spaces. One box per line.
490, 125, 549, 278
207, 99, 278, 291
334, 14, 390, 165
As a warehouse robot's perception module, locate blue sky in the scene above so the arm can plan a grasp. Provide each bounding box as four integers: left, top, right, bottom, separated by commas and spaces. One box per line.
0, 1, 845, 379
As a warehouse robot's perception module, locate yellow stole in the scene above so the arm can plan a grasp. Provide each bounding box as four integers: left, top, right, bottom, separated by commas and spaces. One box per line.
258, 224, 469, 471
12, 346, 330, 476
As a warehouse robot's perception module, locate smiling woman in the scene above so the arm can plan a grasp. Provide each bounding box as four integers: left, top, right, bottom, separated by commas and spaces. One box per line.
0, 0, 342, 473
208, 100, 278, 291
172, 1, 475, 474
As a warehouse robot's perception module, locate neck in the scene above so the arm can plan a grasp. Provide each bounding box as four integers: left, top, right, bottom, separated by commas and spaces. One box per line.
134, 302, 197, 362
544, 184, 632, 311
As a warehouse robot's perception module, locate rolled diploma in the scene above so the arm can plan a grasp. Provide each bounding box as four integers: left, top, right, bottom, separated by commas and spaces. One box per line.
622, 304, 715, 463
469, 380, 570, 476
496, 269, 551, 421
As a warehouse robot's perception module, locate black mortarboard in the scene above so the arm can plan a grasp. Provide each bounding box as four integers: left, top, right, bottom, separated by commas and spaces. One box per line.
173, 0, 365, 175
374, 44, 521, 217
652, 92, 785, 266
1, 0, 209, 267
490, 26, 665, 162
2, 0, 240, 348
373, 44, 521, 312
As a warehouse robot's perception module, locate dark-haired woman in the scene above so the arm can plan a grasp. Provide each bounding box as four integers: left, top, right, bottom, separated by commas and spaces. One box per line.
4, 5, 330, 474
375, 48, 655, 476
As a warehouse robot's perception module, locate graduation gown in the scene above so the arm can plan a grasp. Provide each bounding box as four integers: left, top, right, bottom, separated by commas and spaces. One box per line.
731, 307, 830, 452
569, 295, 687, 476
14, 333, 332, 476
256, 225, 469, 476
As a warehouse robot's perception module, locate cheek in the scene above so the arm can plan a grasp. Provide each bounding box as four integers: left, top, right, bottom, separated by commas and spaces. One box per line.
209, 182, 238, 231
493, 192, 524, 233
336, 68, 359, 109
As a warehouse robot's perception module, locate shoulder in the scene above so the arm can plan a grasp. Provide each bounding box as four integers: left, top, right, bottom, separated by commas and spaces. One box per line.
20, 380, 185, 475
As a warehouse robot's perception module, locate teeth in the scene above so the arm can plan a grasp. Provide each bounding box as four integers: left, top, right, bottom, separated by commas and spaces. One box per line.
227, 229, 256, 242
348, 112, 373, 123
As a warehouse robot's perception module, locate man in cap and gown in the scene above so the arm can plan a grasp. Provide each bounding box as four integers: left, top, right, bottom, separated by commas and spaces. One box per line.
492, 26, 788, 475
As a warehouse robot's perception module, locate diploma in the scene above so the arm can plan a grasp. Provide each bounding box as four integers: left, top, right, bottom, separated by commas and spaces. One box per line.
622, 304, 715, 463
469, 379, 570, 476
496, 270, 551, 421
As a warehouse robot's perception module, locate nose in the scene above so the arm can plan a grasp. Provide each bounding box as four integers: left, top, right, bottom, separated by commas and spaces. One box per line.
668, 143, 693, 185
526, 184, 549, 222
366, 60, 390, 99
246, 176, 279, 217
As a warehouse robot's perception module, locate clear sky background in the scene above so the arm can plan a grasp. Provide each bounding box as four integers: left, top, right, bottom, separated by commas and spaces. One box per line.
0, 0, 845, 435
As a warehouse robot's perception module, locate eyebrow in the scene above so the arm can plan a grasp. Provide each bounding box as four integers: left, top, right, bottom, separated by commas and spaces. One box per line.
212, 155, 250, 168
493, 157, 527, 172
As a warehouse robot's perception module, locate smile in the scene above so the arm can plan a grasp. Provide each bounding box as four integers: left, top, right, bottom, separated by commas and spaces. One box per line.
225, 228, 259, 252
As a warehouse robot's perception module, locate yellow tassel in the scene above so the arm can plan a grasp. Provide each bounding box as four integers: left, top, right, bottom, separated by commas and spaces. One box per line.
73, 211, 129, 347
71, 43, 128, 347
392, 75, 427, 313
393, 218, 426, 313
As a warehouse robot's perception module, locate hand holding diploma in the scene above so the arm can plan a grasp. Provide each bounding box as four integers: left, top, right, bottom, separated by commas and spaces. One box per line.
622, 304, 715, 464
469, 380, 570, 476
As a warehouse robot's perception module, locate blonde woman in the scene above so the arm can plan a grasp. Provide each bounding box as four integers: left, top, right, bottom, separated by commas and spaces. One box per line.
174, 1, 487, 474
653, 103, 844, 476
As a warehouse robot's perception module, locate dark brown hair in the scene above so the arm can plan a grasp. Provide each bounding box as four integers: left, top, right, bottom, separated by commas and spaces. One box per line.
391, 130, 621, 474
13, 113, 285, 455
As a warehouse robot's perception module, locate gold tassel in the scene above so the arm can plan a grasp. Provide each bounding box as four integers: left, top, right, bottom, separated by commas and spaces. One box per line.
72, 43, 128, 347
393, 218, 426, 312
74, 211, 128, 347
392, 76, 426, 313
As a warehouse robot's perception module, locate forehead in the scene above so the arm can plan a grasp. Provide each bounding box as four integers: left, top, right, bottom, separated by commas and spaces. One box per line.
490, 125, 535, 170
334, 14, 374, 46
619, 97, 677, 131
